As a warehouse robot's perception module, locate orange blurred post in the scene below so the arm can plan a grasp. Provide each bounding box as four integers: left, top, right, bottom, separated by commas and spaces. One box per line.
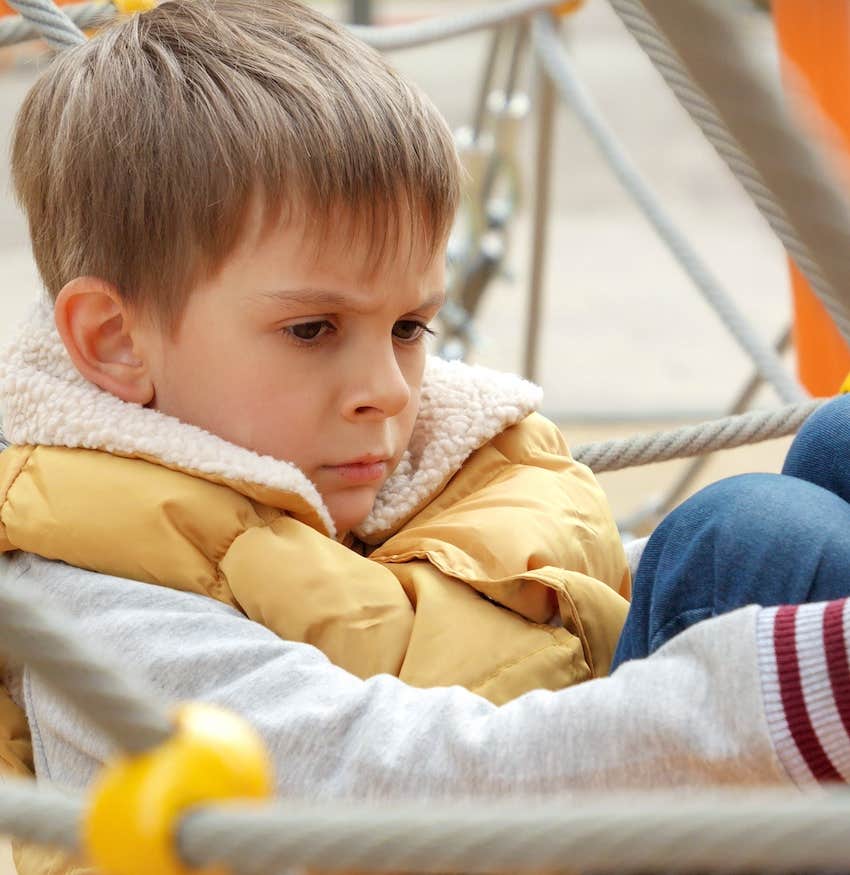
773, 1, 850, 395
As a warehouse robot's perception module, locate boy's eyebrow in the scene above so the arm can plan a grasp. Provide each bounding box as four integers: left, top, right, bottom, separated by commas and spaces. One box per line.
257, 289, 446, 311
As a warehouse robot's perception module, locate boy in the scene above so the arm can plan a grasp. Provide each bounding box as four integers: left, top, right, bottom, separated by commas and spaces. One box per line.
2, 3, 850, 872
0, 0, 630, 708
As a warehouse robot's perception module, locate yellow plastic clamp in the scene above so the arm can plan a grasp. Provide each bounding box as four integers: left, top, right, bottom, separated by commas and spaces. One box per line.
113, 0, 157, 15
841, 372, 850, 394
554, 1, 585, 15
84, 703, 273, 875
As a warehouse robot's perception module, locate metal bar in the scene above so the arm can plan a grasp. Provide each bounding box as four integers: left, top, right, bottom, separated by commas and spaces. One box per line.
350, 0, 372, 26
524, 34, 557, 381
473, 26, 505, 139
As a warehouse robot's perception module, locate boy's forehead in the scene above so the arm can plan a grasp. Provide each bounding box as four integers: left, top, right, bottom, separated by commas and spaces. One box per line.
244, 194, 449, 278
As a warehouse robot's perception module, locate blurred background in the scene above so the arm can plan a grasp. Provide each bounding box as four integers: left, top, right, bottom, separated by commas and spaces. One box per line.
0, 2, 822, 869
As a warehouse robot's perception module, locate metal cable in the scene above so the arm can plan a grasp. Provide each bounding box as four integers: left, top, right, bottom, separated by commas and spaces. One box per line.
179, 791, 850, 874
605, 0, 834, 322
573, 397, 825, 474
532, 14, 805, 405
0, 1, 111, 48
3, 0, 86, 50
350, 0, 566, 51
639, 0, 850, 352
0, 556, 173, 753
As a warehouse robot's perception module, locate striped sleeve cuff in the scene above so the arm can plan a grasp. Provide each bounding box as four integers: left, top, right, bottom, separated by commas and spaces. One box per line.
757, 599, 850, 784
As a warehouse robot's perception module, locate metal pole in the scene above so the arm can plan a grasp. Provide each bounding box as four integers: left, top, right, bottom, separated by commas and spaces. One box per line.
524, 30, 556, 381
350, 0, 373, 25
473, 26, 505, 139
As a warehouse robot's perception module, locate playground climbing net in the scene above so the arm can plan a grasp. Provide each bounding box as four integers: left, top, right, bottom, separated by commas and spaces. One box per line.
1, 0, 850, 872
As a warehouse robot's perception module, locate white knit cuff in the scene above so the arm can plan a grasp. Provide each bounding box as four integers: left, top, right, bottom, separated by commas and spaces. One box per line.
757, 600, 850, 784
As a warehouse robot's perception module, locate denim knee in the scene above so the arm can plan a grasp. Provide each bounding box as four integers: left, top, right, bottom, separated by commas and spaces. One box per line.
783, 394, 850, 503
613, 472, 850, 668
644, 473, 850, 603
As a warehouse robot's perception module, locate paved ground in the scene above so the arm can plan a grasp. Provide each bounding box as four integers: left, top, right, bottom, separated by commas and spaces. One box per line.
0, 1, 797, 869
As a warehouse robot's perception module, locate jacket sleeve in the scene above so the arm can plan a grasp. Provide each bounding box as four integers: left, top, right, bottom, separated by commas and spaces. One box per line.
220, 516, 414, 679
18, 554, 836, 797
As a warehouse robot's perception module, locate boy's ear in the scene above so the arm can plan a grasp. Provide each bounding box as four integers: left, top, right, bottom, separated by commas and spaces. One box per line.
54, 278, 155, 405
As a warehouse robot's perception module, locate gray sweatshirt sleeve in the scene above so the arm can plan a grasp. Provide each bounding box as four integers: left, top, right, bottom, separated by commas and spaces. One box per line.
13, 553, 842, 799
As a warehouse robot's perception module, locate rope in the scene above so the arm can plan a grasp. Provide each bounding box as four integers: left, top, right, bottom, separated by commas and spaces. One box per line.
573, 398, 825, 474
0, 0, 572, 51
180, 790, 850, 874
4, 776, 850, 874
0, 778, 81, 851
3, 0, 86, 50
531, 15, 806, 405
0, 1, 112, 48
605, 0, 835, 329
616, 326, 794, 534
0, 0, 562, 51
0, 556, 173, 753
350, 0, 565, 51
638, 0, 850, 353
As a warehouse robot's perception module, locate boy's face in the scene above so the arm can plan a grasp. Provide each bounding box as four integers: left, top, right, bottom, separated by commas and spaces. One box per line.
139, 206, 446, 535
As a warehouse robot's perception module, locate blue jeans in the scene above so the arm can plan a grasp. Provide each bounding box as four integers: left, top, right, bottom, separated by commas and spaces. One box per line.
611, 394, 850, 670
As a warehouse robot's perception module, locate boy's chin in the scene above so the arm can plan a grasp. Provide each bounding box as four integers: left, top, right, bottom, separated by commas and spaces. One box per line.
326, 487, 380, 536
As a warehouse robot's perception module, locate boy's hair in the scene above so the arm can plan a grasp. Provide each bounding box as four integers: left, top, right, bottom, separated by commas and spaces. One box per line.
11, 0, 460, 328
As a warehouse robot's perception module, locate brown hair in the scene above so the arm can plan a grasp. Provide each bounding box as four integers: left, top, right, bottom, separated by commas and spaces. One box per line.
11, 0, 460, 328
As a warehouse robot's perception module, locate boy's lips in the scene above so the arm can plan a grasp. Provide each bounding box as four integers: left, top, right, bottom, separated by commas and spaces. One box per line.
324, 455, 390, 484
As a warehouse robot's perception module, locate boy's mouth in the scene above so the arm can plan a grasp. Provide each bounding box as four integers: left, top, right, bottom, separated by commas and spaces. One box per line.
324, 455, 390, 484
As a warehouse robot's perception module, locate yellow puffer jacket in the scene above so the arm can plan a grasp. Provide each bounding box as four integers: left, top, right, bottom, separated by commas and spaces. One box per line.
0, 302, 629, 873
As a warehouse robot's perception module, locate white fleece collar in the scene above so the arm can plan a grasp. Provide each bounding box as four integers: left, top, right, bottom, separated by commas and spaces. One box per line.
0, 300, 542, 540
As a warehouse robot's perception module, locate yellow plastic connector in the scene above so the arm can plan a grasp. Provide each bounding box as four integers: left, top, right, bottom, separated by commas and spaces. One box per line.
113, 0, 157, 15
84, 703, 273, 875
841, 372, 850, 394
554, 1, 585, 15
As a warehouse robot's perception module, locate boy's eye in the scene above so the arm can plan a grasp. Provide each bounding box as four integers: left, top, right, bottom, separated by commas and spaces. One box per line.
286, 321, 331, 341
392, 320, 431, 342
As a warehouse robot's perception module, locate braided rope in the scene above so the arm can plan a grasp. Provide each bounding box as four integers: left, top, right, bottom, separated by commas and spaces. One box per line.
0, 1, 111, 47
0, 778, 81, 851
573, 398, 825, 473
4, 772, 850, 874
3, 0, 85, 49
0, 0, 568, 51
181, 790, 850, 874
0, 556, 172, 753
531, 15, 805, 404
639, 0, 850, 352
606, 0, 833, 319
350, 0, 565, 51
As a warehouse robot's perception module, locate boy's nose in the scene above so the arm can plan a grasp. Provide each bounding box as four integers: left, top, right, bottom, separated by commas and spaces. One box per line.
342, 344, 412, 422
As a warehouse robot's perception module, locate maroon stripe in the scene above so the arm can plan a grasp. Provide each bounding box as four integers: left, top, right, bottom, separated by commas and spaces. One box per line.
774, 605, 843, 782
823, 599, 850, 747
